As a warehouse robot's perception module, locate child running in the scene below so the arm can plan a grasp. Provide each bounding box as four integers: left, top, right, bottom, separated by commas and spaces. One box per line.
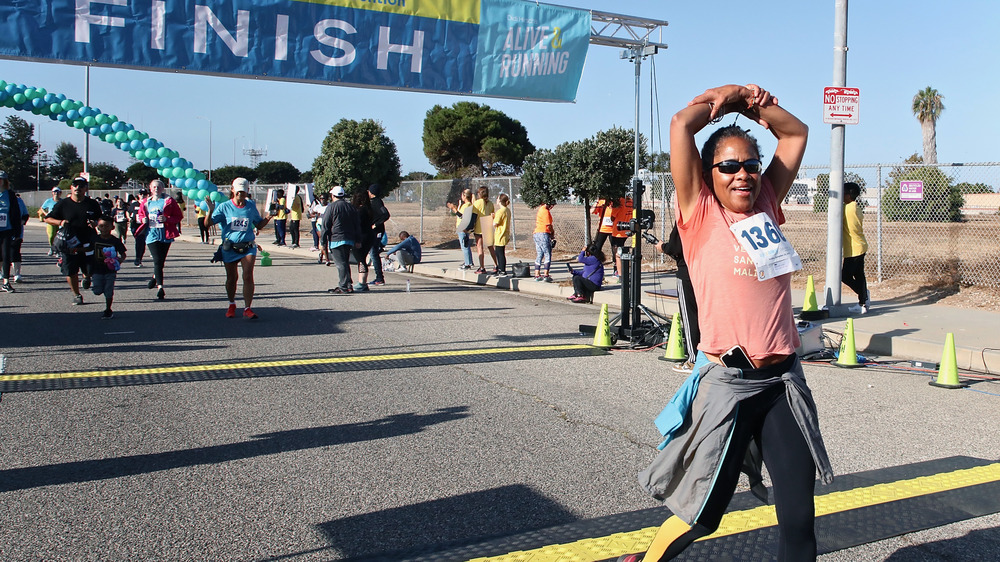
91, 216, 127, 319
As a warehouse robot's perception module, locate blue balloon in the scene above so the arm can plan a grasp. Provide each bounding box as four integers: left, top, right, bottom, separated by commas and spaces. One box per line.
31, 98, 45, 108
156, 157, 170, 168
111, 121, 124, 132
141, 138, 154, 149
88, 126, 101, 135
56, 114, 68, 122
99, 123, 113, 134
196, 179, 208, 190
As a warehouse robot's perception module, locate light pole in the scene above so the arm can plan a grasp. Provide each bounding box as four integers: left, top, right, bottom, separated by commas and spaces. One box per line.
36, 149, 46, 190
195, 116, 212, 180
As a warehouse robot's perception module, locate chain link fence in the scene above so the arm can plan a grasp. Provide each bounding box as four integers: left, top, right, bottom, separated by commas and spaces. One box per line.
392, 163, 1000, 289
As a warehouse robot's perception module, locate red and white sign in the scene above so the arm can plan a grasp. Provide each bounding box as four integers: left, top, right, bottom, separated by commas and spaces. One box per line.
823, 87, 860, 125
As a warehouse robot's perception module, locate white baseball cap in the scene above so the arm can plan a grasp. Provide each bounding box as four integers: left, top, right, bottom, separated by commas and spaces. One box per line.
331, 185, 346, 197
232, 177, 249, 193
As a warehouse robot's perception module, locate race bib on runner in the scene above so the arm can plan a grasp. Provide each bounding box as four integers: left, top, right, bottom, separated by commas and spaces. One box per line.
729, 212, 802, 281
116, 211, 125, 222
151, 210, 164, 229
230, 217, 250, 232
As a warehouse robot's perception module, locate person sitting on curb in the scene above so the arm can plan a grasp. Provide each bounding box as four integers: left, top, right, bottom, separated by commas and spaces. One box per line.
567, 244, 605, 303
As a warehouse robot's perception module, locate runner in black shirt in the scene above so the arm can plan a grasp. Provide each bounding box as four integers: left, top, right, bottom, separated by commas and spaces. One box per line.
44, 177, 103, 305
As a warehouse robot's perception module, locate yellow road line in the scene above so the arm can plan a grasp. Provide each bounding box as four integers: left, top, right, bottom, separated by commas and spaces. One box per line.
469, 462, 1000, 562
0, 344, 595, 382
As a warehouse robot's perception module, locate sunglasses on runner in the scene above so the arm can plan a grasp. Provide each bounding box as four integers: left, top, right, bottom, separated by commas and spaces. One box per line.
712, 159, 763, 174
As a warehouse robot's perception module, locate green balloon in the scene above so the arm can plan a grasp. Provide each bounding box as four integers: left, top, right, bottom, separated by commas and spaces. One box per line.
95, 114, 107, 125
12, 93, 25, 104
156, 147, 168, 158
114, 131, 127, 142
172, 166, 185, 178
82, 116, 96, 127
49, 103, 61, 113
60, 99, 74, 111
183, 168, 197, 179
196, 189, 208, 200
126, 130, 138, 141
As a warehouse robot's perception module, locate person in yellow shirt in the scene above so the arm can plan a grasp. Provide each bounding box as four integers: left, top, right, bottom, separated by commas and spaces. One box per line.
289, 186, 304, 248
472, 186, 497, 274
842, 181, 870, 313
493, 193, 511, 276
271, 189, 288, 246
533, 201, 556, 281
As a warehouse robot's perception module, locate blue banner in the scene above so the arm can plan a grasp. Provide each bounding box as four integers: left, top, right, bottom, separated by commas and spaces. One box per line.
0, 0, 590, 102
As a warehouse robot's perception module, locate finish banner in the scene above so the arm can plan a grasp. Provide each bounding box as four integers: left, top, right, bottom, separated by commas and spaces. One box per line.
0, 0, 591, 102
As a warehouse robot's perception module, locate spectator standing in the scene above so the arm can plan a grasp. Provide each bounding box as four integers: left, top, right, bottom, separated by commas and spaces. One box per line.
472, 185, 497, 274
351, 189, 376, 292
271, 189, 287, 246
493, 193, 511, 276
567, 244, 605, 303
367, 184, 390, 285
533, 201, 556, 282
609, 197, 635, 280
196, 200, 211, 244
659, 224, 700, 374
44, 176, 103, 305
842, 181, 870, 314
321, 186, 361, 294
128, 189, 148, 267
91, 216, 127, 319
206, 177, 273, 319
386, 231, 421, 271
289, 186, 304, 248
137, 179, 183, 300
446, 189, 475, 269
112, 196, 128, 241
38, 187, 62, 255
309, 193, 330, 250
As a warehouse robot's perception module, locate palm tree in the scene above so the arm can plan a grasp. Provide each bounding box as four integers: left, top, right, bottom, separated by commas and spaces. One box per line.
912, 87, 944, 164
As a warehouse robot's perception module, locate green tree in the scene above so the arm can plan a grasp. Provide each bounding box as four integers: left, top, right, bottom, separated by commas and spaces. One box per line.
813, 172, 867, 213
881, 155, 963, 222
422, 102, 534, 178
0, 115, 39, 189
955, 182, 993, 194
255, 160, 301, 184
912, 87, 944, 165
211, 165, 257, 188
520, 149, 559, 208
299, 170, 314, 183
403, 170, 434, 181
312, 118, 401, 196
87, 162, 128, 192
648, 151, 671, 173
50, 141, 82, 182
126, 161, 165, 185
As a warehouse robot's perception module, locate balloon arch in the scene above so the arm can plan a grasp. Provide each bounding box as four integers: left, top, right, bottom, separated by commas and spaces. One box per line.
0, 79, 224, 203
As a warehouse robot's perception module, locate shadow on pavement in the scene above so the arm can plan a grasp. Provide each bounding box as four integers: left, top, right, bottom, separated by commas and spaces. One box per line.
0, 406, 470, 493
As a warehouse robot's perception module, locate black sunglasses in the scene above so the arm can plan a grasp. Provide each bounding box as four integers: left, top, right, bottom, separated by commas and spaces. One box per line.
712, 159, 763, 174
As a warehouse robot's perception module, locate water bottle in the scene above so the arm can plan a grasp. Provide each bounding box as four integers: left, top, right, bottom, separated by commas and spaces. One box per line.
406, 280, 411, 293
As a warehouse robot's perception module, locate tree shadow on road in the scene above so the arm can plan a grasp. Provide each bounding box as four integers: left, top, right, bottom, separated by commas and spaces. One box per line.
0, 406, 470, 494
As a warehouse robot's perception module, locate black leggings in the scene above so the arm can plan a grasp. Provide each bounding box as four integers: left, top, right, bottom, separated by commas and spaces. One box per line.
572, 275, 599, 301
198, 217, 209, 242
495, 245, 507, 273
147, 241, 171, 286
842, 253, 868, 305
653, 365, 818, 561
289, 220, 300, 246
0, 231, 13, 279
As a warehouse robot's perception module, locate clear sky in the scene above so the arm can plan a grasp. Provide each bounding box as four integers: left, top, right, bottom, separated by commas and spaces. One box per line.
1, 0, 997, 183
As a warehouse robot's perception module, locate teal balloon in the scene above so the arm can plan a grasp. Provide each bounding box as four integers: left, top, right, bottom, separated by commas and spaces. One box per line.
49, 102, 62, 113
126, 130, 138, 140
184, 168, 198, 179
23, 88, 36, 99
12, 93, 25, 104
213, 191, 225, 202
95, 114, 107, 125
196, 189, 208, 200
113, 131, 126, 142
142, 148, 155, 159
156, 147, 168, 158
82, 116, 96, 127
172, 166, 185, 178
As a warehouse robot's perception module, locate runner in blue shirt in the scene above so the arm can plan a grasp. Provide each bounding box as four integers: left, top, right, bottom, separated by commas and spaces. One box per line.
207, 177, 274, 319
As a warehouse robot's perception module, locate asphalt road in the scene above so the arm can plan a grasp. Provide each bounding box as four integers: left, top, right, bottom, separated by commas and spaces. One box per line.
1, 228, 998, 561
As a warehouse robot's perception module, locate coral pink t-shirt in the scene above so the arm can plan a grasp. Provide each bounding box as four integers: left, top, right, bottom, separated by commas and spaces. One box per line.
677, 177, 800, 359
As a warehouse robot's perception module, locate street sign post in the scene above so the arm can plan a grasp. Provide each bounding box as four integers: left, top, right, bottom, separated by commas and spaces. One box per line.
823, 87, 860, 125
